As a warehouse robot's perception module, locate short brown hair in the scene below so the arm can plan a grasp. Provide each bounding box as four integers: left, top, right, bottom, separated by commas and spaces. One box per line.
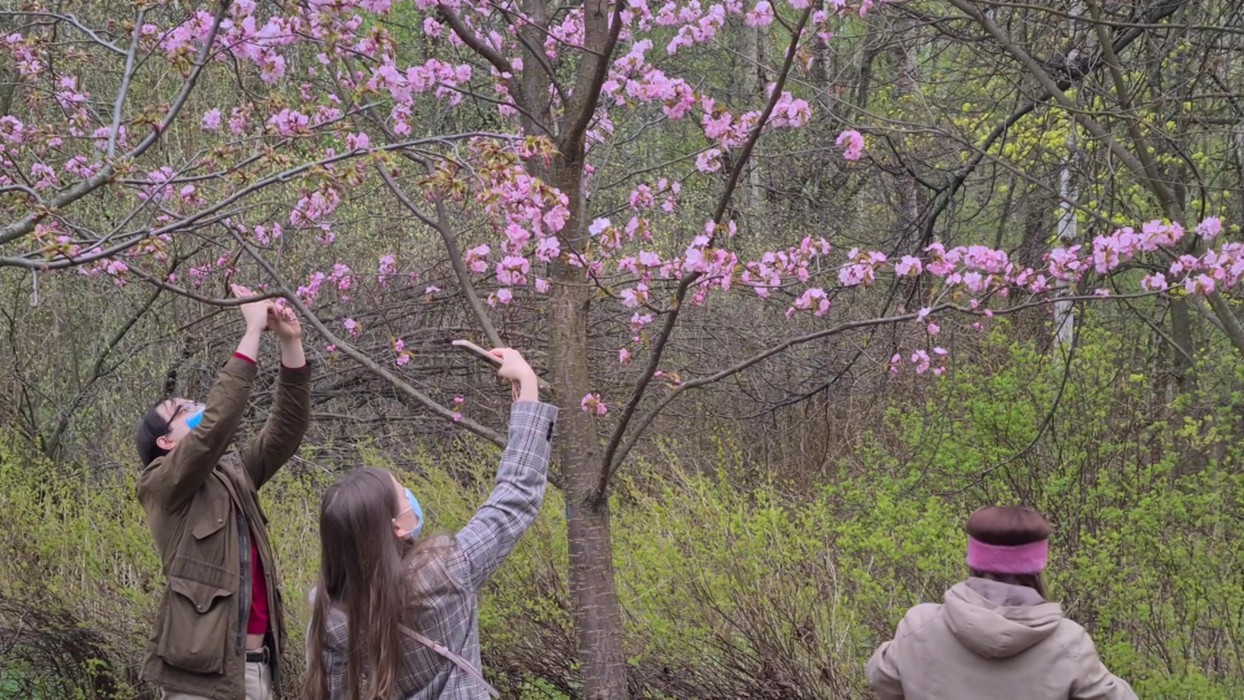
965, 505, 1051, 546
135, 399, 172, 467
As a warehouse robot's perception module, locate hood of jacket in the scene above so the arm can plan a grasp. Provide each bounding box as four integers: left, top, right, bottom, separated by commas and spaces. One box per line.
942, 577, 1063, 659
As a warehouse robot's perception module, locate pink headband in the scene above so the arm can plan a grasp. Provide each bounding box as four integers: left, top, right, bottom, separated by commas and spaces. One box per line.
966, 536, 1048, 575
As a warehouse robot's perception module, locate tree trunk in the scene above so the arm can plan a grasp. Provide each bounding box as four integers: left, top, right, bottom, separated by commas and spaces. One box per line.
1053, 3, 1089, 352
1053, 142, 1078, 351
545, 155, 628, 699
893, 20, 922, 248
514, 0, 628, 690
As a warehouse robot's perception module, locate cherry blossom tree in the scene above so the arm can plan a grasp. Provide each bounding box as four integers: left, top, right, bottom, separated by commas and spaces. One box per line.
2, 0, 1241, 694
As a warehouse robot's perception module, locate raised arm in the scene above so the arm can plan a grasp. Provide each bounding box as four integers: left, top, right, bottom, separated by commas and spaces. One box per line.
138, 287, 270, 509
453, 349, 557, 591
239, 304, 311, 489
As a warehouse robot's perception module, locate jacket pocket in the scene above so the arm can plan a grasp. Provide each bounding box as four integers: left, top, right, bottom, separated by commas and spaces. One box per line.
157, 576, 234, 674
190, 496, 229, 540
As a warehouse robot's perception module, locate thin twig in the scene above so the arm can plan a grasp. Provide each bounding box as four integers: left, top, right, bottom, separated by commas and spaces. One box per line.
107, 8, 144, 158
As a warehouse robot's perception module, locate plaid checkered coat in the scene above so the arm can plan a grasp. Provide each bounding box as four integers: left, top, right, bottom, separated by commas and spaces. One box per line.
316, 401, 558, 699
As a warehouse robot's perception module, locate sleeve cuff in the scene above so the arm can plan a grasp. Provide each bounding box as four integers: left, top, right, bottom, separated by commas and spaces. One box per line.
233, 352, 256, 365
280, 360, 311, 373
509, 401, 558, 439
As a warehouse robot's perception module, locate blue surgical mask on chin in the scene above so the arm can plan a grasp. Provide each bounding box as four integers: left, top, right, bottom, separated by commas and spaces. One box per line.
403, 487, 424, 541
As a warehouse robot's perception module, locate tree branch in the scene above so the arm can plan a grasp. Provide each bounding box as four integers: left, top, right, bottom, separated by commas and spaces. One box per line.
607, 289, 1166, 470
375, 164, 504, 347
0, 0, 230, 248
107, 8, 144, 158
0, 12, 126, 55
943, 0, 1182, 210
437, 5, 517, 79
227, 228, 506, 447
912, 0, 1189, 242
560, 0, 624, 152
595, 7, 814, 502
43, 255, 176, 458
0, 134, 499, 270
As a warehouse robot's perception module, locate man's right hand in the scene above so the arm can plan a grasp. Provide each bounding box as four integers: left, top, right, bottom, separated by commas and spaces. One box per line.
231, 284, 272, 333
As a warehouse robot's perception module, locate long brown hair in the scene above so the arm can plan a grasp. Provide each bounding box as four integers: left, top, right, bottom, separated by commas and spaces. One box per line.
304, 467, 409, 700
965, 505, 1052, 599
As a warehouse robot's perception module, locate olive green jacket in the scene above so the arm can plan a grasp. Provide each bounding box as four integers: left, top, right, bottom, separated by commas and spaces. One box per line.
138, 356, 310, 700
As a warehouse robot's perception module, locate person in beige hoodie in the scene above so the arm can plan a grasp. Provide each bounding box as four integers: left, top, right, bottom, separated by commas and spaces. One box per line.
866, 506, 1137, 700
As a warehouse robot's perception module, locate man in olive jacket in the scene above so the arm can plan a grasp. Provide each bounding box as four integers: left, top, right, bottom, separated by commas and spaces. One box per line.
135, 284, 310, 700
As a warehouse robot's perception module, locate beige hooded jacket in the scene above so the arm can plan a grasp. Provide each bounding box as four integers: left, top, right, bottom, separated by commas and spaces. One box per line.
866, 578, 1137, 700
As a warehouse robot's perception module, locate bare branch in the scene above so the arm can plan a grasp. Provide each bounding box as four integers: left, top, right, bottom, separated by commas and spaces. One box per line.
608, 290, 1166, 470
127, 265, 282, 306
891, 0, 1193, 243
943, 0, 1182, 211
0, 12, 126, 55
375, 165, 504, 347
43, 254, 175, 457
107, 8, 144, 158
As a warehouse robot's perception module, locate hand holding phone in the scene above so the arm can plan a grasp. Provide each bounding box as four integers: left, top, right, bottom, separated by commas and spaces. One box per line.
452, 340, 551, 393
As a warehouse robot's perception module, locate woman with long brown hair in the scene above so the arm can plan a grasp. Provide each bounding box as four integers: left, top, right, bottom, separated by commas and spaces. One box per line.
866, 506, 1137, 699
304, 348, 556, 699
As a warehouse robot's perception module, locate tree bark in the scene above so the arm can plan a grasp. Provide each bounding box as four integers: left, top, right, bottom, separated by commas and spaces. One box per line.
544, 152, 628, 699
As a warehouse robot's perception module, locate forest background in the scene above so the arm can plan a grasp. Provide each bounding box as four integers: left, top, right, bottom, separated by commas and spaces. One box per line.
0, 0, 1242, 698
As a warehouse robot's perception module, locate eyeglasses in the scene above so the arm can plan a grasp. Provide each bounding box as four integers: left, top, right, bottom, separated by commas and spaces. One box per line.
165, 400, 204, 433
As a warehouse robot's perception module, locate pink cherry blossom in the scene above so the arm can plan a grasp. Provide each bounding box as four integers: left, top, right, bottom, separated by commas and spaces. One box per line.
895, 255, 923, 277
1197, 217, 1223, 240
911, 350, 931, 374
1141, 273, 1168, 292
589, 218, 612, 237
836, 129, 864, 161
745, 2, 775, 27
696, 148, 723, 173
201, 108, 222, 131
581, 393, 608, 416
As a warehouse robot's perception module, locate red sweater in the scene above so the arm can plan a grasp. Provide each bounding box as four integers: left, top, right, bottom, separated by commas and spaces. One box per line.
247, 537, 269, 636
232, 352, 271, 640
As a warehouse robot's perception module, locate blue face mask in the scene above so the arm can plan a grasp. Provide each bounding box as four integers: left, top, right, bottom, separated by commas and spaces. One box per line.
402, 487, 424, 540
184, 408, 205, 430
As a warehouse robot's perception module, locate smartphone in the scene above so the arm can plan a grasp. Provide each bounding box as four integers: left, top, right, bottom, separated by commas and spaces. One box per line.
451, 339, 502, 365
451, 340, 551, 390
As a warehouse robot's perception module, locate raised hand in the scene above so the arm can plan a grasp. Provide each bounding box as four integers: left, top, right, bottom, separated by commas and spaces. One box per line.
268, 302, 303, 342
231, 284, 272, 333
489, 348, 539, 403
